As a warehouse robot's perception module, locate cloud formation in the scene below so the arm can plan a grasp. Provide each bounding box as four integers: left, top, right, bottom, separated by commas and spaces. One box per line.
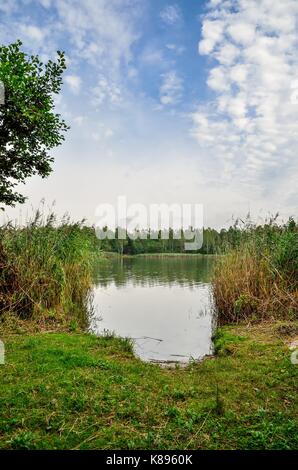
194, 0, 298, 194
160, 4, 182, 25
1, 0, 297, 226
160, 70, 183, 105
0, 0, 143, 105
20, 24, 45, 42
65, 75, 82, 94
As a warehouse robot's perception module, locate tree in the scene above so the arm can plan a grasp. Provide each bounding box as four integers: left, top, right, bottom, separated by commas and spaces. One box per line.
0, 40, 69, 207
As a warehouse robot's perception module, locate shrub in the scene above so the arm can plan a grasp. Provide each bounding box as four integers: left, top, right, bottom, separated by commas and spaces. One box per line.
213, 219, 298, 324
0, 210, 100, 327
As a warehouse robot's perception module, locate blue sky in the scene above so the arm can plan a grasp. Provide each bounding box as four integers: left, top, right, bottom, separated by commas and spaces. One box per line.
1, 0, 298, 228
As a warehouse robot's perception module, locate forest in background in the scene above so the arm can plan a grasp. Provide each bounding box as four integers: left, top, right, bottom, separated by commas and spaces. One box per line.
97, 215, 298, 255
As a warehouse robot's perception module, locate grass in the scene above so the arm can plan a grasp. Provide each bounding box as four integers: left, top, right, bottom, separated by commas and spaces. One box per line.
0, 322, 297, 450
213, 218, 298, 324
0, 209, 101, 330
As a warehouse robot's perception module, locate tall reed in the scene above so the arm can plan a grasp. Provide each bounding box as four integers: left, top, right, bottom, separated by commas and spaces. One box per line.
0, 210, 100, 328
213, 218, 298, 324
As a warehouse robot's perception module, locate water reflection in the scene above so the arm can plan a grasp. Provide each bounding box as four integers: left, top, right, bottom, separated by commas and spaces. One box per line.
91, 256, 216, 363
93, 256, 214, 287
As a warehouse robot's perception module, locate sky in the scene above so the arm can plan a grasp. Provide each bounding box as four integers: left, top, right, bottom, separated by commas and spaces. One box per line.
0, 0, 298, 229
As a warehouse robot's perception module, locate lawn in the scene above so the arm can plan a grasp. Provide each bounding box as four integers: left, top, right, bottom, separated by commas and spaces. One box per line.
0, 323, 297, 450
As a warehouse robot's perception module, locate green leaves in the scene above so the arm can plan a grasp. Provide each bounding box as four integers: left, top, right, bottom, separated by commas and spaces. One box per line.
0, 41, 69, 207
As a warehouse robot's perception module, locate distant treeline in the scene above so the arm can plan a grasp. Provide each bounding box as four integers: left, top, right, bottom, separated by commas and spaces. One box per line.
97, 227, 233, 255
96, 217, 298, 255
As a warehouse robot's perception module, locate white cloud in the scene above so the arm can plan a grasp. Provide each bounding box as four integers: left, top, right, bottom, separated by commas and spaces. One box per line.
21, 25, 45, 42
198, 20, 224, 55
214, 43, 239, 66
229, 64, 248, 85
73, 116, 85, 126
53, 0, 142, 104
227, 23, 255, 45
65, 74, 82, 94
38, 0, 52, 7
160, 71, 183, 105
193, 0, 298, 197
160, 5, 182, 25
166, 43, 185, 55
93, 76, 122, 106
140, 47, 164, 65
207, 67, 230, 92
53, 0, 140, 69
92, 126, 114, 142
0, 0, 143, 106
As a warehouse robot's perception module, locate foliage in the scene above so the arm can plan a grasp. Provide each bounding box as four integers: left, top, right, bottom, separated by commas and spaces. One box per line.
0, 210, 100, 327
96, 216, 298, 257
97, 227, 235, 255
0, 41, 68, 207
213, 217, 298, 324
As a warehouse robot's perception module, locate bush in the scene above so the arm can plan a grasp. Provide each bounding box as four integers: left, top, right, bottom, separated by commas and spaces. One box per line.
0, 210, 100, 327
213, 219, 298, 324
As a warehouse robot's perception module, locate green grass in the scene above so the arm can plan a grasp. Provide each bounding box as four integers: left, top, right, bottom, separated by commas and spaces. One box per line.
0, 323, 297, 450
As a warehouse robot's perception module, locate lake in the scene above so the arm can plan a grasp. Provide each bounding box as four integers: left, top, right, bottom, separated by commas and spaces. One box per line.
90, 255, 216, 364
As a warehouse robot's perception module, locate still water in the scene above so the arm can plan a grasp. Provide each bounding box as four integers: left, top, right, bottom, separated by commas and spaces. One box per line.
91, 256, 216, 364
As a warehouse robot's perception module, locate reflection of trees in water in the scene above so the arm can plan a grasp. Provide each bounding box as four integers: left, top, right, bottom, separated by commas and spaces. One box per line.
93, 257, 215, 288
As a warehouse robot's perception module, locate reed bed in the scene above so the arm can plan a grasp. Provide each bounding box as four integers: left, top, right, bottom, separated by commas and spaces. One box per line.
0, 210, 100, 329
213, 218, 298, 324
